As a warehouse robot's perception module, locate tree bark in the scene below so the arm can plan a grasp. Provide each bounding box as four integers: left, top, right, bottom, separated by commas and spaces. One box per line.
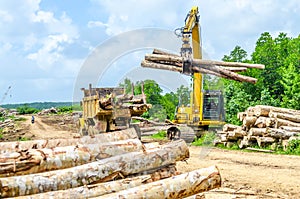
253, 105, 300, 117
238, 136, 256, 149
98, 165, 221, 199
0, 139, 143, 177
249, 128, 267, 136
227, 131, 246, 140
279, 126, 300, 132
242, 116, 257, 129
237, 112, 247, 121
254, 116, 268, 128
266, 118, 276, 127
149, 51, 265, 69
142, 53, 263, 84
223, 124, 242, 132
275, 118, 300, 128
255, 136, 275, 148
15, 165, 178, 199
269, 111, 300, 123
0, 128, 138, 153
0, 140, 189, 197
264, 128, 298, 139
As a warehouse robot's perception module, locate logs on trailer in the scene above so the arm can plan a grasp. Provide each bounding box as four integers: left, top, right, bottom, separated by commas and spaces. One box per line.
141, 49, 265, 84
0, 128, 138, 153
0, 140, 189, 197
215, 105, 300, 150
0, 139, 143, 177
98, 165, 221, 199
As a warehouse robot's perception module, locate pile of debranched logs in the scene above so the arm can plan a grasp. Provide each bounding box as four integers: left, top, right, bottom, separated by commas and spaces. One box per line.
215, 105, 300, 150
0, 128, 221, 198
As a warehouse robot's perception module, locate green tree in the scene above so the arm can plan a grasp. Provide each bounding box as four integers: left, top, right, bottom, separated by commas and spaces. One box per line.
176, 85, 190, 106
118, 78, 133, 94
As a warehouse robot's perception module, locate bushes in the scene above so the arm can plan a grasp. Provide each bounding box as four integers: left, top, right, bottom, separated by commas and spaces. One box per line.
17, 106, 39, 114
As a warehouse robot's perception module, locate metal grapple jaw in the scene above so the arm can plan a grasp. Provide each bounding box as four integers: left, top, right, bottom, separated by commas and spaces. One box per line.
180, 33, 193, 75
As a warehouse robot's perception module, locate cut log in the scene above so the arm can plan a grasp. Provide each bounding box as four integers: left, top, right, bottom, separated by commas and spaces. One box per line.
0, 139, 143, 177
249, 128, 267, 136
0, 140, 189, 197
220, 66, 247, 72
149, 51, 265, 69
98, 165, 221, 199
255, 136, 275, 148
266, 118, 276, 127
254, 105, 300, 117
264, 128, 298, 139
192, 65, 257, 84
237, 112, 247, 121
245, 147, 274, 153
254, 116, 268, 128
242, 116, 257, 129
15, 165, 178, 199
238, 136, 257, 149
0, 128, 138, 153
142, 53, 263, 84
279, 126, 300, 132
269, 111, 300, 123
223, 124, 242, 132
275, 118, 300, 128
227, 131, 246, 140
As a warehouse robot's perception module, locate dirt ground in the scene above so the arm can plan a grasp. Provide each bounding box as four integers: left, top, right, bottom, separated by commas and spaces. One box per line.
177, 146, 300, 198
4, 114, 299, 198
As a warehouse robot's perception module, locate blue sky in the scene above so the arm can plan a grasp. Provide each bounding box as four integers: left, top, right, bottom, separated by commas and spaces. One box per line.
0, 0, 299, 104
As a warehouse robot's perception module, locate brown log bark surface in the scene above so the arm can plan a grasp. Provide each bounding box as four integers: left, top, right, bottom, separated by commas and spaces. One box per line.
0, 140, 189, 197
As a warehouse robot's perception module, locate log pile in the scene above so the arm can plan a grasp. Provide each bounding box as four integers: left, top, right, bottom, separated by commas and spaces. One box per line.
0, 128, 221, 198
215, 105, 300, 149
141, 49, 265, 84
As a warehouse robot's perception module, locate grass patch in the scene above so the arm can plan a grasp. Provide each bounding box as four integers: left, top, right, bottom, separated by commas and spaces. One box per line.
192, 132, 216, 147
0, 133, 3, 139
150, 130, 167, 140
18, 137, 31, 141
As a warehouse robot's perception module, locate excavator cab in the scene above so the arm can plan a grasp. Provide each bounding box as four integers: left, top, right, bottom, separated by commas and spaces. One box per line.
203, 90, 225, 121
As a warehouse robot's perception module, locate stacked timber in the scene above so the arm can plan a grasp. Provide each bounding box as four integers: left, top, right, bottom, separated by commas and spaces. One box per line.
0, 128, 221, 198
141, 49, 265, 84
215, 105, 300, 150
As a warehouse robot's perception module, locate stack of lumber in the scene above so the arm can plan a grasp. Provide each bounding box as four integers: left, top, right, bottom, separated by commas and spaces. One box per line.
141, 49, 265, 84
0, 128, 221, 198
215, 105, 300, 149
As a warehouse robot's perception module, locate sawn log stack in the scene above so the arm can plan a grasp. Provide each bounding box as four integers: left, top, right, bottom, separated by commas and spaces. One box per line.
215, 105, 300, 149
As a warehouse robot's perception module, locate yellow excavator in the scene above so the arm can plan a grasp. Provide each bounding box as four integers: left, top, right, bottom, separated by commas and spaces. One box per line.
172, 6, 225, 136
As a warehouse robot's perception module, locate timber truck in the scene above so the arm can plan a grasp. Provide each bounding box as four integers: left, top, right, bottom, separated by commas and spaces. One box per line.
79, 83, 150, 136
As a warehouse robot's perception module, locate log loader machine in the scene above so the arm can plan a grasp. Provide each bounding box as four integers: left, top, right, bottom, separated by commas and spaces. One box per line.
169, 6, 225, 139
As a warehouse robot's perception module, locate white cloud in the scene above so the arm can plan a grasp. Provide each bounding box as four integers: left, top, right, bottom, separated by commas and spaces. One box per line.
87, 21, 108, 28
31, 10, 55, 23
91, 0, 194, 36
27, 34, 73, 70
0, 10, 13, 22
